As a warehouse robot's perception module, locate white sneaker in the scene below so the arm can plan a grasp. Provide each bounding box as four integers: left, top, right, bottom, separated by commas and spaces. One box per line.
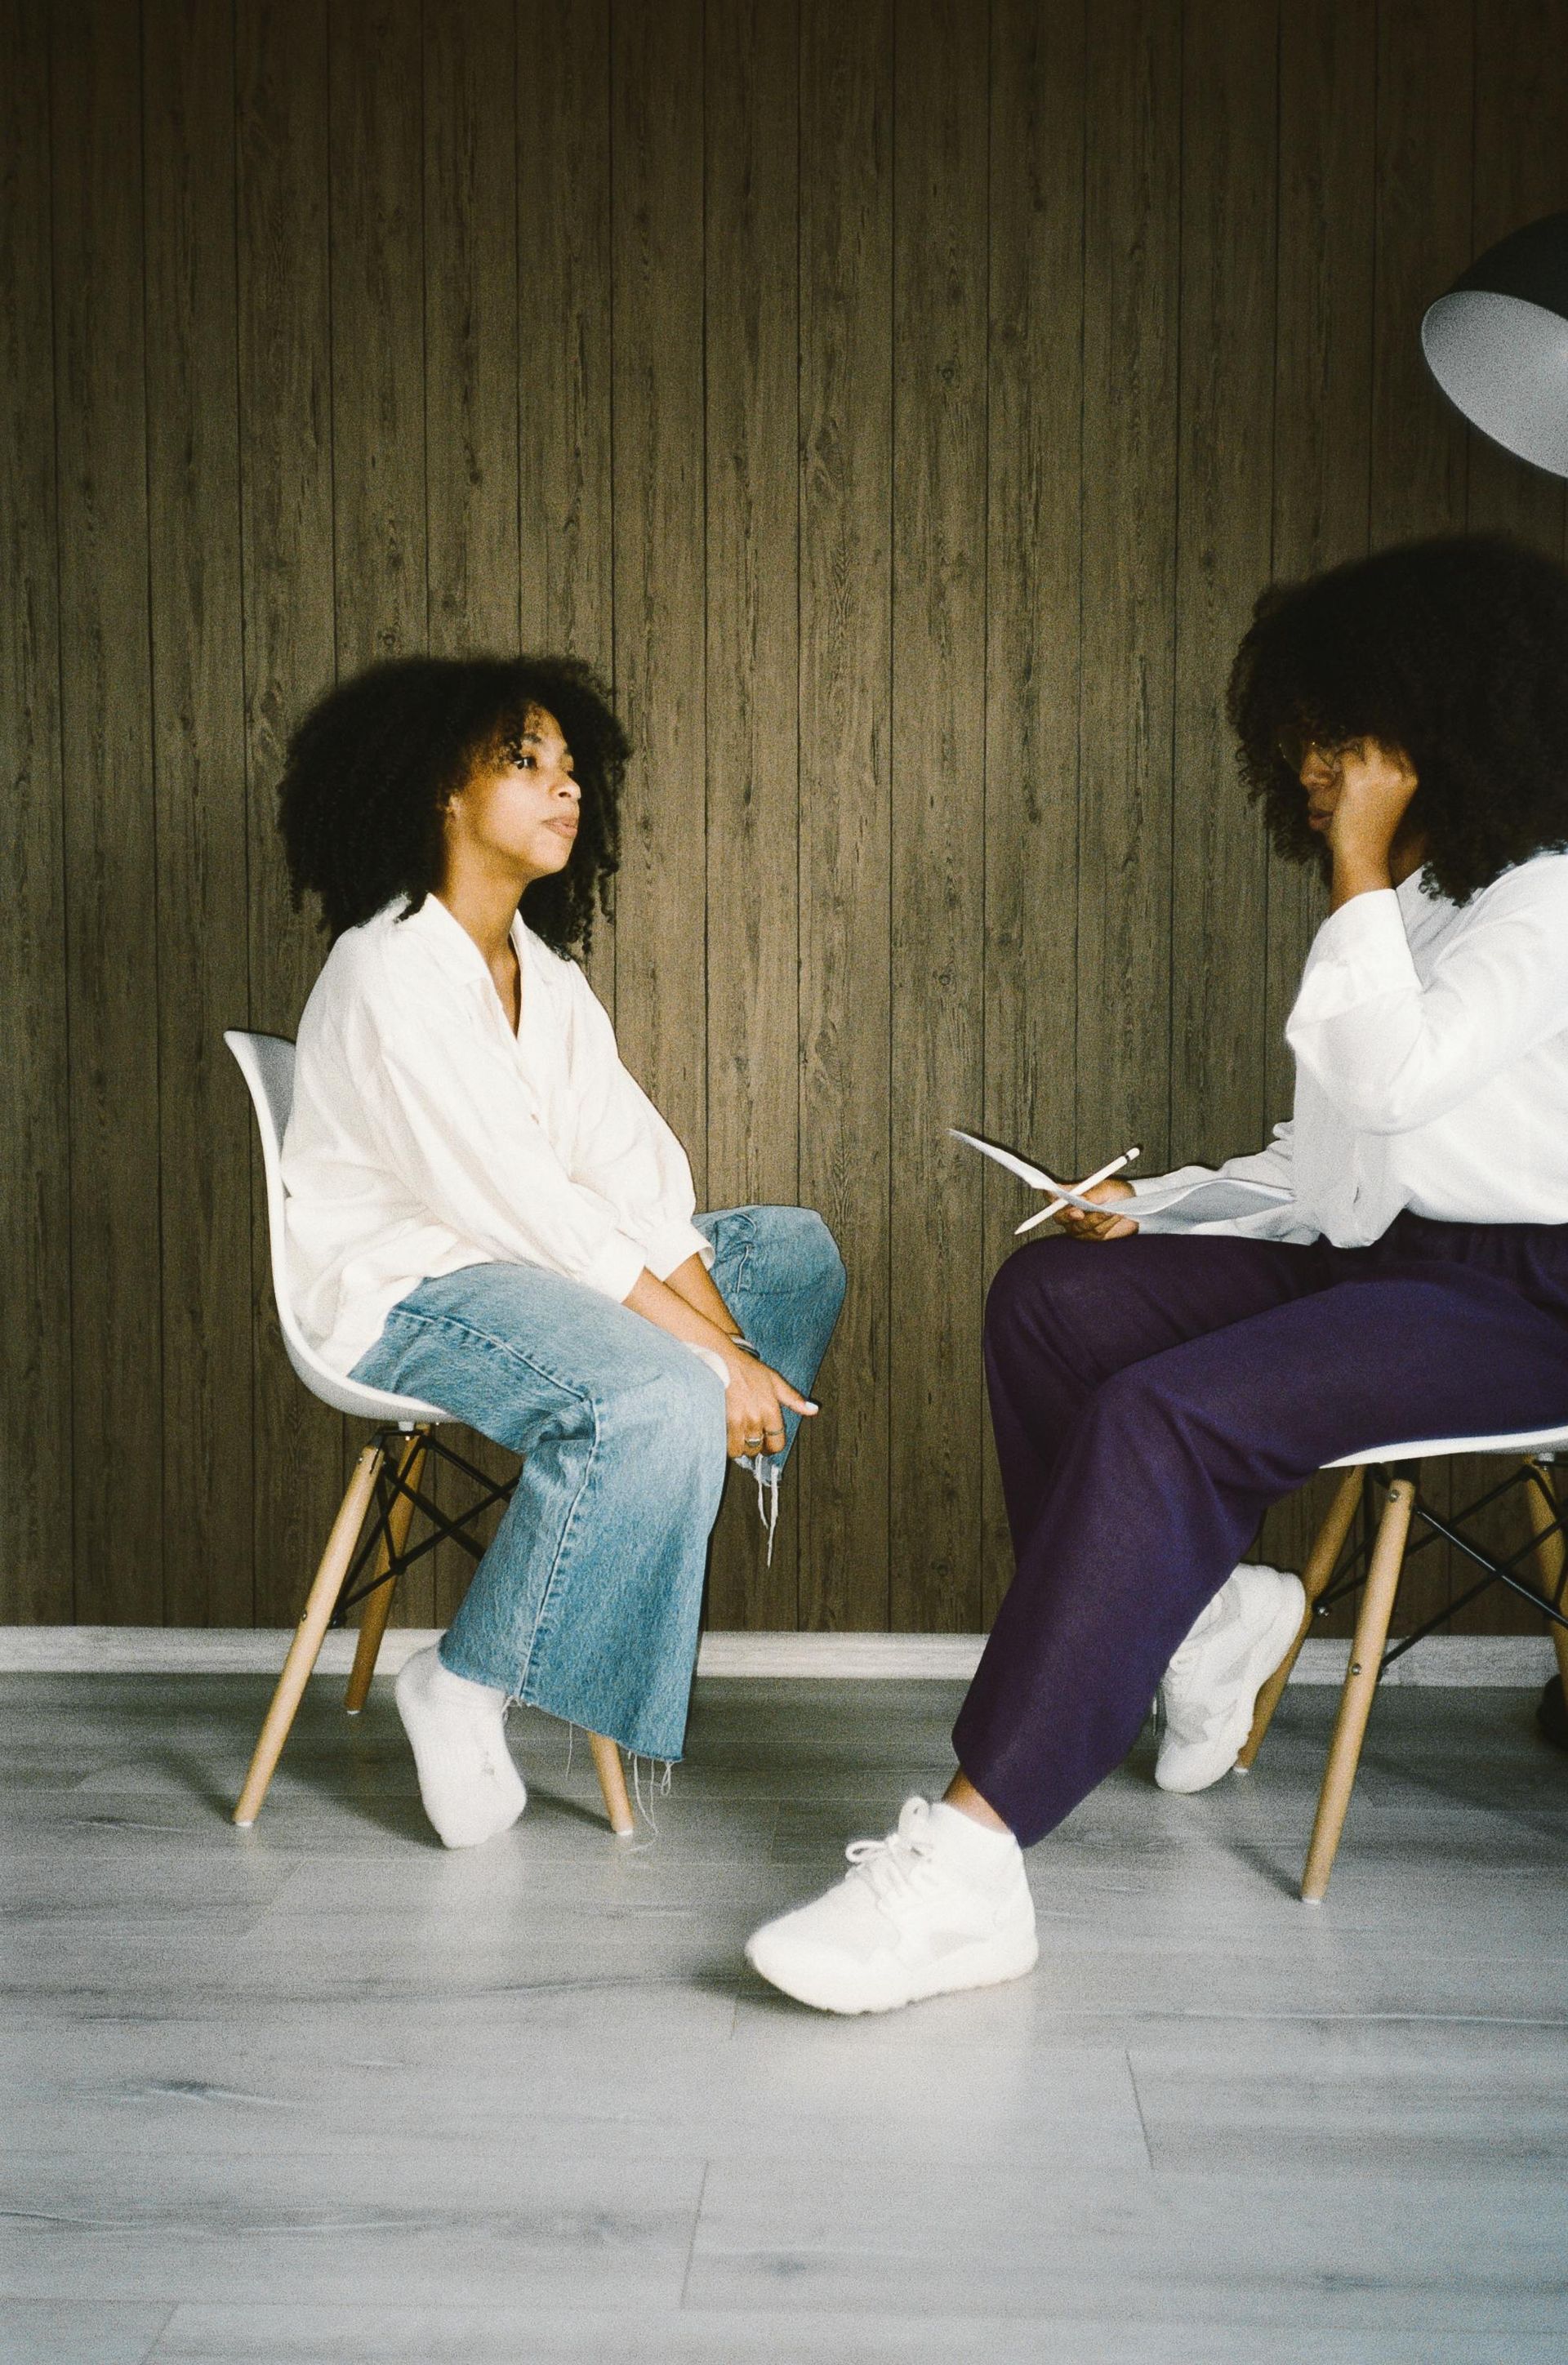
1156, 1563, 1306, 1794
394, 1645, 527, 1848
745, 1797, 1038, 2015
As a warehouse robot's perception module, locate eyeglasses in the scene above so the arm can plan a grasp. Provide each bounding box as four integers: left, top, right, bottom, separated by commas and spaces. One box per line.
1275, 730, 1364, 778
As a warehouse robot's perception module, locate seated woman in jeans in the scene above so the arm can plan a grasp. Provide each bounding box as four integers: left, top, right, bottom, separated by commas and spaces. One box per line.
747, 532, 1568, 2015
278, 654, 844, 1847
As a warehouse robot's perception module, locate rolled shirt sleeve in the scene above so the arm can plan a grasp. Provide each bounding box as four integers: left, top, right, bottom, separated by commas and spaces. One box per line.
1286, 869, 1568, 1136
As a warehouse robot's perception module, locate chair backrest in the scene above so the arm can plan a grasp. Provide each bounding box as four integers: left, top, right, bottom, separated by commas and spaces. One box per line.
225, 1029, 448, 1426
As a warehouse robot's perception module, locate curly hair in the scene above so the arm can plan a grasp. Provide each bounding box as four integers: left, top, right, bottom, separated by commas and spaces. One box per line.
1227, 534, 1568, 904
277, 652, 628, 956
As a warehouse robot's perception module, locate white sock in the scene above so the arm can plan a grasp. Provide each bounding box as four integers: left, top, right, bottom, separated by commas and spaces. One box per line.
427, 1655, 508, 1714
394, 1644, 525, 1850
929, 1798, 1022, 1873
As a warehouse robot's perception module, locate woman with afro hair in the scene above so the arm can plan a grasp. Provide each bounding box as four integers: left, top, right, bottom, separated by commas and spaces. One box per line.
278, 653, 844, 1849
746, 533, 1568, 2017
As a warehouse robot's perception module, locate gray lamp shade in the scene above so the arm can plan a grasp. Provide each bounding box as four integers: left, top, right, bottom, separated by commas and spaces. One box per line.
1421, 211, 1568, 477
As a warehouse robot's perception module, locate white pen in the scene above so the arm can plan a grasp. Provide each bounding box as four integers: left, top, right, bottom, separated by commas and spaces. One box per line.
1014, 1144, 1141, 1236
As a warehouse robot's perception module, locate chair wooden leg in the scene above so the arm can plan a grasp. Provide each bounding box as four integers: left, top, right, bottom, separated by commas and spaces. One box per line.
588, 1731, 636, 1837
345, 1431, 429, 1714
1300, 1472, 1416, 1903
234, 1443, 385, 1827
1523, 1458, 1568, 1699
1237, 1467, 1364, 1770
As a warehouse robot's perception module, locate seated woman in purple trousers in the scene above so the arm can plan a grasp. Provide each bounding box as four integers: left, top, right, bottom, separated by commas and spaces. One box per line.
749, 533, 1568, 2015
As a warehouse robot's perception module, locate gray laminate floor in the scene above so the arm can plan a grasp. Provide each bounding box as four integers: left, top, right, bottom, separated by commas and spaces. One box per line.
2, 1671, 1566, 2364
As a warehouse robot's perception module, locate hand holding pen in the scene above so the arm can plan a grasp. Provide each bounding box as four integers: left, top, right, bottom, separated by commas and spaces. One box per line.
948, 1131, 1142, 1239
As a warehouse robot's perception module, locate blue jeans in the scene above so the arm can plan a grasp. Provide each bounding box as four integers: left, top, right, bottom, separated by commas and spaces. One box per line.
350, 1207, 845, 1758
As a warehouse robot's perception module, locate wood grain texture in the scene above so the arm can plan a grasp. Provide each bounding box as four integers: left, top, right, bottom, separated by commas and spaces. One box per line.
1263, 0, 1374, 1120
1169, 0, 1277, 1174
889, 0, 990, 1633
1466, 1, 1568, 555
980, 0, 1086, 1621
1370, 0, 1474, 1637
516, 0, 616, 1013
1449, 0, 1568, 1633
516, 0, 613, 666
1370, 0, 1473, 547
1254, 0, 1377, 1619
143, 0, 253, 1626
51, 0, 163, 1623
329, 0, 431, 1618
234, 0, 346, 1628
703, 0, 803, 1630
17, 0, 1568, 1637
422, 0, 521, 1623
796, 0, 894, 1632
609, 0, 707, 1191
1075, 0, 1182, 1176
425, 0, 519, 662
0, 0, 69, 1622
329, 0, 428, 676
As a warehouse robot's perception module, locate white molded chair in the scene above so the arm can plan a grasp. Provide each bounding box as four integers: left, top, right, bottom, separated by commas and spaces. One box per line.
225, 1030, 635, 1837
1240, 1420, 1568, 1899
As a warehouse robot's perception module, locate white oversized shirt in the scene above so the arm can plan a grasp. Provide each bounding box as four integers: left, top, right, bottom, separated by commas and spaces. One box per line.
1132, 849, 1568, 1246
282, 894, 710, 1374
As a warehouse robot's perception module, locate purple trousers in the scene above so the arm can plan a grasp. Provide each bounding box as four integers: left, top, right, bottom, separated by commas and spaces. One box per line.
953, 1214, 1568, 1846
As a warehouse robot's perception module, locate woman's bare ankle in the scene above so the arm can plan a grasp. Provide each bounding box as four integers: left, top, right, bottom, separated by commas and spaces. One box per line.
942, 1767, 1013, 1835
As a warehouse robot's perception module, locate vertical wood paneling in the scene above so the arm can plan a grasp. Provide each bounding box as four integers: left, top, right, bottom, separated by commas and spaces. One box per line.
143, 0, 252, 1625
235, 0, 344, 1626
516, 0, 614, 664
329, 0, 431, 1618
1450, 0, 1568, 1633
52, 0, 163, 1623
1076, 0, 1182, 1176
1467, 2, 1568, 555
18, 0, 1568, 1637
1169, 1, 1278, 1172
703, 0, 803, 1628
1370, 0, 1474, 546
1264, 0, 1374, 1114
797, 0, 894, 1632
610, 0, 707, 1187
1371, 0, 1475, 1637
0, 0, 69, 1621
422, 0, 521, 1624
330, 0, 428, 675
517, 0, 616, 1013
981, 0, 1085, 1619
425, 0, 519, 661
1255, 0, 1375, 1605
889, 0, 990, 1633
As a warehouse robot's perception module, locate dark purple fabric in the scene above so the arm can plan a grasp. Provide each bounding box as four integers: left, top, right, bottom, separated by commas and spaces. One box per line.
954, 1215, 1568, 1846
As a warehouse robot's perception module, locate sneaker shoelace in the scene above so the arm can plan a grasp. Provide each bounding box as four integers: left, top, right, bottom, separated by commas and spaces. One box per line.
844, 1822, 941, 1907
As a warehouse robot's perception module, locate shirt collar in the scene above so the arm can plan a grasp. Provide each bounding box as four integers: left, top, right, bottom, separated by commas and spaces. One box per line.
397, 892, 531, 994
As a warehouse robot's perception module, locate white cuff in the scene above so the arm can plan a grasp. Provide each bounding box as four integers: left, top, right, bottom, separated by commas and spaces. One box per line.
1129, 1163, 1214, 1200
582, 1228, 650, 1304
644, 1218, 713, 1282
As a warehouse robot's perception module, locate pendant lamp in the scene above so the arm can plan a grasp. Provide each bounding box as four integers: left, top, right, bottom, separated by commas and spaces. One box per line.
1421, 211, 1568, 476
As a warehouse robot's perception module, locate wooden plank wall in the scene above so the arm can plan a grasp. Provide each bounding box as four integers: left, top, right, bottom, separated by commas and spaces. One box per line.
5, 0, 1568, 1638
